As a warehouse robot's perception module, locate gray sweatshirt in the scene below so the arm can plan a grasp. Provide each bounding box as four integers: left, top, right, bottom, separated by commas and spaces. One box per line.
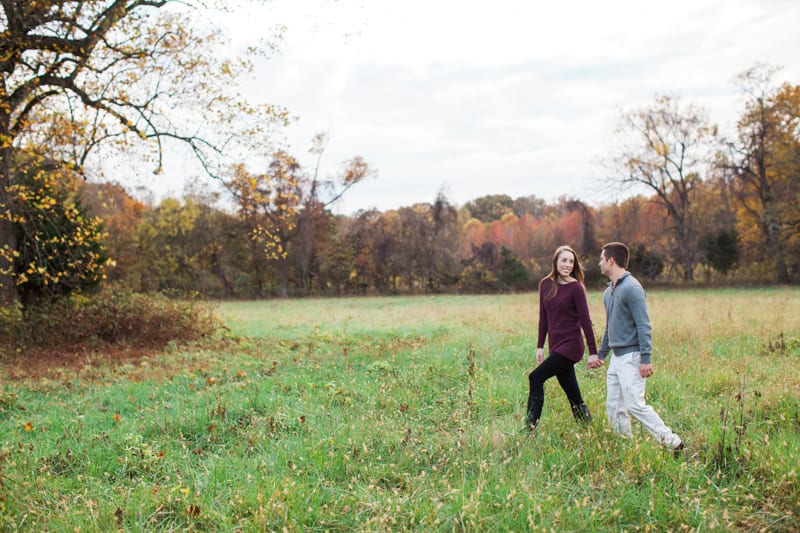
598, 272, 653, 364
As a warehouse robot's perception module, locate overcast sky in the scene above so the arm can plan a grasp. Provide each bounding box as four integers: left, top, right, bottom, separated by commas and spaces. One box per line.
148, 0, 800, 214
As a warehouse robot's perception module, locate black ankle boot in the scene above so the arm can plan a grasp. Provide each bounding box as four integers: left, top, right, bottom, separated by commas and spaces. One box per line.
523, 396, 543, 431
571, 403, 591, 424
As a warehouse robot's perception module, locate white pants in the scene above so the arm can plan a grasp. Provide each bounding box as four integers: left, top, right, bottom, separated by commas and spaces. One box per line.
606, 351, 681, 449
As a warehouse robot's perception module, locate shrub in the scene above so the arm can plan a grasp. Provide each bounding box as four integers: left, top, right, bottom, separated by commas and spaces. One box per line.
700, 227, 740, 275
499, 246, 529, 290
458, 262, 499, 294
630, 243, 665, 280
0, 288, 221, 354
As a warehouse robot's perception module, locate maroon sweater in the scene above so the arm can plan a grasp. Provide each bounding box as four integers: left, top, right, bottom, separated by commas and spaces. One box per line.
537, 278, 598, 362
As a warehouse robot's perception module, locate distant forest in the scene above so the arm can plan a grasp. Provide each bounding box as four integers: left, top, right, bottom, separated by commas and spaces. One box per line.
7, 66, 800, 302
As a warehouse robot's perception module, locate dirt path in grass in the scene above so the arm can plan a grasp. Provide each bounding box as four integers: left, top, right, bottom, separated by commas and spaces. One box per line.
1, 346, 155, 381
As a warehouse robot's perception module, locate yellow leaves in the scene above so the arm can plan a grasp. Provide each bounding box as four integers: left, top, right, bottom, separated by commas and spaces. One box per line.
654, 142, 671, 158
230, 157, 302, 263
7, 161, 109, 295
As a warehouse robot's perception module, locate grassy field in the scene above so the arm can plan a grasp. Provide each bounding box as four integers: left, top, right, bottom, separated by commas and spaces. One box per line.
1, 288, 798, 531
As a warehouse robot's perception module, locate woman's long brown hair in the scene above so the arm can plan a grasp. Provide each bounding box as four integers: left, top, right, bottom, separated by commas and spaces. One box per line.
542, 245, 584, 301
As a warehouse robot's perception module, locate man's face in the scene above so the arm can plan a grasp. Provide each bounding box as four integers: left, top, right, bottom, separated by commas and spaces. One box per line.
598, 251, 610, 277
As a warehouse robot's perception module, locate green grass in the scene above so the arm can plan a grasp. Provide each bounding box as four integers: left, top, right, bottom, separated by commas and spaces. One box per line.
1, 289, 799, 531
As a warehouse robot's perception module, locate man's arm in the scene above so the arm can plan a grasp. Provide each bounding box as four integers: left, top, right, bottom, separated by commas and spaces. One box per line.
627, 282, 654, 376
589, 329, 608, 369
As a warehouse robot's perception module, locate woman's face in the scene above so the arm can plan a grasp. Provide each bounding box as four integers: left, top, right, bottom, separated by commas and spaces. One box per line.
556, 250, 575, 278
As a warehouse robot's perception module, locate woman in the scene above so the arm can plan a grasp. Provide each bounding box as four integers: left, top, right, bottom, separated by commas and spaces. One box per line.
524, 245, 598, 430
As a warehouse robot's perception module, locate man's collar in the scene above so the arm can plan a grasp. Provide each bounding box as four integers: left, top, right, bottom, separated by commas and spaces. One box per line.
610, 270, 630, 288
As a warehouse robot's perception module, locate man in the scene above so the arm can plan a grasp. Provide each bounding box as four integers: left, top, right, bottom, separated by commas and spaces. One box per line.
587, 242, 684, 456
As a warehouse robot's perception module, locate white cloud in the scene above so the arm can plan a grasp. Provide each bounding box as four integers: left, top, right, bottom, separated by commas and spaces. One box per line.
146, 0, 800, 213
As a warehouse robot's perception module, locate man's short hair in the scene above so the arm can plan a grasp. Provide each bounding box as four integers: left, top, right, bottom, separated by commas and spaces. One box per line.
602, 242, 630, 269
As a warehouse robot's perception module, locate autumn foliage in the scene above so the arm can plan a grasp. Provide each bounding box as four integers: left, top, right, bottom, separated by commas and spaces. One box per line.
3, 156, 110, 304
0, 0, 798, 316
0, 0, 289, 307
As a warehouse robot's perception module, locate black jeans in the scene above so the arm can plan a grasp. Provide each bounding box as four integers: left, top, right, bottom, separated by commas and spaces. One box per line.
526, 351, 585, 426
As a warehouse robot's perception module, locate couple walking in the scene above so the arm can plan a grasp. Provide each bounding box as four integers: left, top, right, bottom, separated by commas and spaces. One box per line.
524, 242, 683, 455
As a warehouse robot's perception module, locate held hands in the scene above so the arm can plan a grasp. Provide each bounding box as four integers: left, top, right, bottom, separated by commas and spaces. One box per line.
536, 348, 544, 365
587, 354, 603, 370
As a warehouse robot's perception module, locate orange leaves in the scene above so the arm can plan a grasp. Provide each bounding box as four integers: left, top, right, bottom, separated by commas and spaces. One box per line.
342, 155, 370, 185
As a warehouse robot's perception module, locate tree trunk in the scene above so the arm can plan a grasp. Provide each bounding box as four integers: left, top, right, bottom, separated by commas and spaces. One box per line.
683, 258, 695, 282
0, 147, 19, 307
278, 259, 289, 298
278, 235, 290, 298
764, 219, 791, 283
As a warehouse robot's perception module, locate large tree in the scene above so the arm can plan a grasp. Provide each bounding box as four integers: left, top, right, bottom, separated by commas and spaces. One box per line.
463, 194, 514, 223
608, 95, 718, 281
392, 195, 461, 293
0, 0, 287, 306
724, 65, 800, 283
345, 208, 401, 294
293, 133, 372, 295
229, 148, 369, 298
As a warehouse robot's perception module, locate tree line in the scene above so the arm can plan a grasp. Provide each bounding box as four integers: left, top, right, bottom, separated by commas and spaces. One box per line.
1, 1, 798, 307
70, 66, 800, 299
7, 68, 800, 302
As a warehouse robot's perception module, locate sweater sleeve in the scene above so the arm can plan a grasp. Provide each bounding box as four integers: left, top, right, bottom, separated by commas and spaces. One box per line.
627, 282, 653, 364
574, 283, 598, 355
536, 280, 548, 349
